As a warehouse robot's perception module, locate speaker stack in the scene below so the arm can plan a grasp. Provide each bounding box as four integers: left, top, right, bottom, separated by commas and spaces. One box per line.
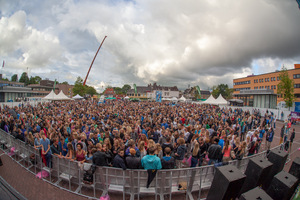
264, 149, 288, 190
239, 156, 273, 196
289, 157, 300, 180
266, 170, 298, 200
207, 165, 246, 200
239, 187, 272, 200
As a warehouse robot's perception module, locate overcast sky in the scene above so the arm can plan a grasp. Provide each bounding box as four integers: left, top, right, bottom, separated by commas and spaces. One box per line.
1, 0, 300, 92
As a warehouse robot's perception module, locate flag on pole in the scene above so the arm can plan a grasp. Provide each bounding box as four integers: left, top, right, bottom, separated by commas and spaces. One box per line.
297, 0, 300, 9
2, 60, 4, 68
53, 79, 57, 91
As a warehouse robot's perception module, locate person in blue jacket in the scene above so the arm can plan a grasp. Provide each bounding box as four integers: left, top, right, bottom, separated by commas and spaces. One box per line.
141, 146, 162, 170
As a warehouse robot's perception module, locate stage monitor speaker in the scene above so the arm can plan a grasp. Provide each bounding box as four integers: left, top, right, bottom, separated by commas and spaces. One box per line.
207, 165, 246, 200
289, 157, 300, 180
264, 149, 288, 189
239, 156, 273, 196
239, 186, 272, 200
266, 171, 298, 200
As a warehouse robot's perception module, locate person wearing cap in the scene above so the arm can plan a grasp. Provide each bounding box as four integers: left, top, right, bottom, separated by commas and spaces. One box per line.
207, 137, 222, 165
126, 148, 141, 169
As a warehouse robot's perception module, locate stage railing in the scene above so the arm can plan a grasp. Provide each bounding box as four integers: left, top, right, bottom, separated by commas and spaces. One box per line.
0, 129, 280, 200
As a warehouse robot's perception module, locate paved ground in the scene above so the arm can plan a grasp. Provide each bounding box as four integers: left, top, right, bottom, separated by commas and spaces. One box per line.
0, 120, 299, 200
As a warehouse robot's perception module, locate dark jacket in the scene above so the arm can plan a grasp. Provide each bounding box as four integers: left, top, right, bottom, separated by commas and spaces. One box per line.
93, 151, 111, 166
161, 156, 175, 169
207, 144, 222, 160
113, 154, 127, 170
175, 145, 186, 160
126, 155, 141, 169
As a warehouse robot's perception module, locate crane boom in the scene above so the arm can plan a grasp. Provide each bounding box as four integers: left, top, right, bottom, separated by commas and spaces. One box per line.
83, 35, 107, 86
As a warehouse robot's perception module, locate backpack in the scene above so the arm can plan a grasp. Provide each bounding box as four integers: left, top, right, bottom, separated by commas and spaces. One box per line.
83, 171, 93, 184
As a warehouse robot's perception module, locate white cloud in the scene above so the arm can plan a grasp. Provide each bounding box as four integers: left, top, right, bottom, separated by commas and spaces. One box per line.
0, 0, 300, 90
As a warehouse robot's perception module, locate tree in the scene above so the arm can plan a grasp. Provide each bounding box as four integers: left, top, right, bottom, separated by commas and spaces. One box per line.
85, 85, 97, 96
60, 81, 69, 85
19, 72, 30, 85
29, 76, 42, 84
211, 84, 233, 99
73, 76, 85, 96
2, 77, 9, 81
277, 66, 295, 110
114, 87, 123, 95
35, 76, 42, 83
11, 74, 18, 82
122, 84, 131, 94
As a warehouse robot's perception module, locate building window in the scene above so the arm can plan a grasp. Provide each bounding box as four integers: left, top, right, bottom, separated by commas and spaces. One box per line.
274, 85, 276, 89
294, 94, 300, 98
234, 80, 251, 85
277, 76, 280, 81
294, 84, 300, 88
293, 74, 300, 79
271, 86, 273, 89
234, 87, 251, 91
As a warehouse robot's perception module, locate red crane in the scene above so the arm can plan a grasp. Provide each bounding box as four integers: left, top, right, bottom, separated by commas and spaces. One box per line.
83, 35, 107, 86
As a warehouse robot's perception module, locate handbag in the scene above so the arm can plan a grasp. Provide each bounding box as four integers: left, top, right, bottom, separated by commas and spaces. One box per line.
187, 156, 192, 167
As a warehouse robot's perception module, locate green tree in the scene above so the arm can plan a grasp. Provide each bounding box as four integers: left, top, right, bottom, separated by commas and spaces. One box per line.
114, 87, 123, 95
211, 84, 233, 99
73, 76, 86, 96
2, 77, 9, 81
85, 85, 97, 96
277, 66, 295, 110
35, 76, 42, 83
122, 84, 131, 94
19, 72, 30, 85
11, 74, 18, 82
61, 81, 69, 85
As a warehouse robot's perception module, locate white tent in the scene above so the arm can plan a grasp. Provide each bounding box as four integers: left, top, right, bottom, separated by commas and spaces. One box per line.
179, 96, 186, 102
124, 96, 130, 99
72, 94, 83, 100
202, 95, 217, 104
215, 94, 228, 105
43, 90, 57, 100
171, 97, 178, 101
55, 90, 71, 100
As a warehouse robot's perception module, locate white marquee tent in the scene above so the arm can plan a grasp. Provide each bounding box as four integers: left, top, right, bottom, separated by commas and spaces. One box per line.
43, 90, 57, 100
179, 96, 186, 102
55, 90, 71, 100
72, 94, 84, 100
215, 94, 228, 105
201, 94, 217, 104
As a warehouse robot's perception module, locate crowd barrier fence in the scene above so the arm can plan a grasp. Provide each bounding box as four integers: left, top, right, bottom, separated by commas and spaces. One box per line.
0, 129, 280, 200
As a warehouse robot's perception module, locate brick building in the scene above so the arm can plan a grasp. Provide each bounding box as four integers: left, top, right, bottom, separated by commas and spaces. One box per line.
233, 64, 300, 106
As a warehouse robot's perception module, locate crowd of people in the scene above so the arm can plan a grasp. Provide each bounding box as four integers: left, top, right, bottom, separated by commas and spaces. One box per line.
0, 100, 282, 171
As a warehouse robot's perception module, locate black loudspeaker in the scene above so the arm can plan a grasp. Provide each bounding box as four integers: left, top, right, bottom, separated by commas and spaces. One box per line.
207, 165, 246, 200
289, 157, 300, 180
239, 156, 273, 196
239, 187, 272, 200
264, 149, 288, 189
266, 171, 298, 200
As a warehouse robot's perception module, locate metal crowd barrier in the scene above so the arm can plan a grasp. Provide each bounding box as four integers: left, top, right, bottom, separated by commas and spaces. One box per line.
0, 129, 280, 200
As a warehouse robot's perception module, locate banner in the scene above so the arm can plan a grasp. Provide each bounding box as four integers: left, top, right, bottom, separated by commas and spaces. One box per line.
156, 91, 162, 102
295, 102, 300, 112
291, 111, 300, 122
